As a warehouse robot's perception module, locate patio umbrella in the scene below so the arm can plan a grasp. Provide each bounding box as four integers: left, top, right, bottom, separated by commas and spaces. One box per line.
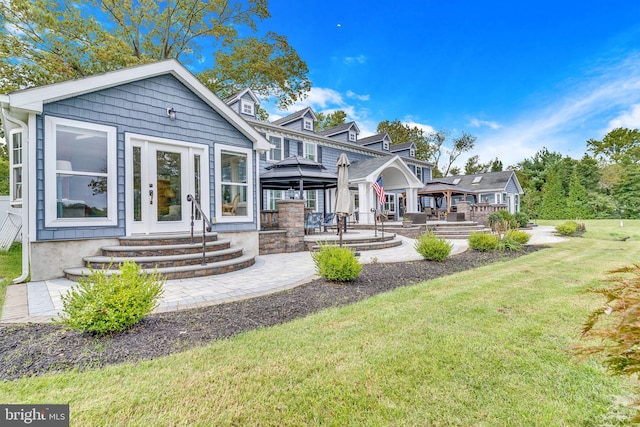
335, 153, 352, 247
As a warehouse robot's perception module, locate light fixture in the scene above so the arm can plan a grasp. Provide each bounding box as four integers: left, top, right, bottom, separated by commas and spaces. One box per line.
166, 107, 176, 120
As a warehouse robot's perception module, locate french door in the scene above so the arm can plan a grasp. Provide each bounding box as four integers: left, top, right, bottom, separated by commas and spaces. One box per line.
127, 136, 208, 234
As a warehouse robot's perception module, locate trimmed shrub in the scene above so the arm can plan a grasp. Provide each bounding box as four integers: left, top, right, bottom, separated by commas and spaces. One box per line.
311, 244, 362, 282
513, 212, 530, 228
497, 235, 523, 251
58, 260, 164, 335
556, 221, 580, 236
414, 231, 453, 262
505, 229, 530, 245
469, 232, 499, 251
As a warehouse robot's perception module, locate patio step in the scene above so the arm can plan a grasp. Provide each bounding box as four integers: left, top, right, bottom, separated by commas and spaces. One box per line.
63, 232, 254, 281
428, 222, 491, 239
305, 232, 402, 252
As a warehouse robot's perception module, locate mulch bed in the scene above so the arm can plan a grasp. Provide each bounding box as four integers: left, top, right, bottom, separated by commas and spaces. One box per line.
0, 247, 543, 381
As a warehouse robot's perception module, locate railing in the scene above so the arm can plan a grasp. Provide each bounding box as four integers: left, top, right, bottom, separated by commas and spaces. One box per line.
187, 194, 214, 266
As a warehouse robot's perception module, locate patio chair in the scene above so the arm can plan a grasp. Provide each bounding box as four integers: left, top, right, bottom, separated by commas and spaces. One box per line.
304, 212, 323, 234
222, 194, 239, 216
321, 213, 336, 232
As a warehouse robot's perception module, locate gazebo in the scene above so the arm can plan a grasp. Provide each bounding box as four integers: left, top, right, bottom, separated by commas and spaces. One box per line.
417, 181, 477, 214
260, 155, 338, 213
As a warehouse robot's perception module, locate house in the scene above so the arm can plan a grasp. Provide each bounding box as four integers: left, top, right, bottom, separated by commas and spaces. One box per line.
1, 59, 271, 281
435, 171, 524, 214
227, 90, 433, 223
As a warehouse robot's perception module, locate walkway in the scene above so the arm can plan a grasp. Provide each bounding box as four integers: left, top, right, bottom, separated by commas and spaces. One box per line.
0, 226, 563, 324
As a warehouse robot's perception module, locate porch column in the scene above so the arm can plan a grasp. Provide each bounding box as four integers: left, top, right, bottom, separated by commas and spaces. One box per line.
405, 188, 418, 212
357, 182, 374, 225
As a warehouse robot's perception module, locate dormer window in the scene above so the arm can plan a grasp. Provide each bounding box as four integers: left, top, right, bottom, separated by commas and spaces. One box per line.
303, 118, 313, 131
472, 176, 483, 184
409, 148, 415, 157
383, 141, 390, 150
349, 131, 356, 142
241, 100, 254, 116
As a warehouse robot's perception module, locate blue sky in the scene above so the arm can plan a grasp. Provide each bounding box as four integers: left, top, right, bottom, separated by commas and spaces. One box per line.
254, 0, 640, 168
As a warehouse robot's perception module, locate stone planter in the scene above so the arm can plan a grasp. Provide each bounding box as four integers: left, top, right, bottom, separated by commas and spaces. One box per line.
402, 221, 413, 228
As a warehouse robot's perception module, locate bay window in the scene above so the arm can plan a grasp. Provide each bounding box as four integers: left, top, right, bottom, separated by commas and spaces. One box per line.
216, 145, 253, 221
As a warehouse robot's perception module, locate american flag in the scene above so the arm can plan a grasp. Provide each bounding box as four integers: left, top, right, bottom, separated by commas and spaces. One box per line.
373, 177, 385, 206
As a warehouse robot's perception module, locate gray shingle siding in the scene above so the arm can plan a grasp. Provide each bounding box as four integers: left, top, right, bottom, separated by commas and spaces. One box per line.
37, 74, 255, 241
505, 176, 518, 194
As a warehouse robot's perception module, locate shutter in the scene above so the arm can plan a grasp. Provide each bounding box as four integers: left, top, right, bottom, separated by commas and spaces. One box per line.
317, 146, 323, 163
284, 139, 290, 158
297, 141, 303, 156
260, 152, 267, 161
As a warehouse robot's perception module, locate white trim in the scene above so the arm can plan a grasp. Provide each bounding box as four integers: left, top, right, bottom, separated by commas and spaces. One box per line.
125, 133, 209, 235
349, 130, 356, 142
44, 116, 117, 227
267, 135, 283, 161
303, 141, 317, 161
303, 117, 313, 131
5, 59, 271, 152
8, 129, 22, 205
215, 144, 254, 223
241, 99, 255, 116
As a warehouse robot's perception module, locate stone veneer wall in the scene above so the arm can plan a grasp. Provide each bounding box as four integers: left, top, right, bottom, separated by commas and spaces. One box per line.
258, 199, 305, 255
456, 201, 508, 226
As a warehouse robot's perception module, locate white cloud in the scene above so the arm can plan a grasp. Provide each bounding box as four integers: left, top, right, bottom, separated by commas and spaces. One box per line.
344, 55, 366, 65
401, 119, 436, 135
608, 104, 640, 129
469, 118, 501, 130
471, 52, 640, 167
346, 90, 370, 101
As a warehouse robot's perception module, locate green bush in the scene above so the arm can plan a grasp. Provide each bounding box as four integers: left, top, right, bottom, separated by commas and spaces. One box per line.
497, 235, 523, 251
414, 231, 453, 262
556, 221, 580, 236
58, 260, 164, 335
505, 229, 530, 245
488, 210, 517, 230
469, 232, 499, 251
311, 244, 362, 282
513, 212, 530, 228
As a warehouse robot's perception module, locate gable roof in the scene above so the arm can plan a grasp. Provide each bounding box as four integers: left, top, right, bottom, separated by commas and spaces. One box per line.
349, 155, 423, 190
436, 171, 523, 193
357, 133, 390, 146
0, 59, 271, 151
317, 121, 360, 137
271, 107, 318, 126
224, 88, 260, 106
390, 141, 415, 151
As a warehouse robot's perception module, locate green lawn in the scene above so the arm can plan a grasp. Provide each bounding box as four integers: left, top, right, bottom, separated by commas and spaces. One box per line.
2, 222, 640, 425
0, 242, 22, 317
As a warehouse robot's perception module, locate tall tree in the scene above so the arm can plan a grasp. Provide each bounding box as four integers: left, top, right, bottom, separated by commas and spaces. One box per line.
0, 0, 310, 108
441, 131, 476, 177
315, 110, 347, 132
539, 167, 566, 219
376, 120, 436, 163
587, 127, 640, 165
567, 167, 589, 219
463, 155, 490, 175
489, 158, 503, 172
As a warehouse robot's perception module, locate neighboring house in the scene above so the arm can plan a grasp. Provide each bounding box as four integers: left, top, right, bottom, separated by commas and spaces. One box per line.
436, 171, 524, 214
227, 90, 432, 223
1, 60, 270, 281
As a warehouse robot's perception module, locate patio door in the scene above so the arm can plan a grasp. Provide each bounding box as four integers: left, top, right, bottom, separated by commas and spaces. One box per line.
127, 136, 208, 234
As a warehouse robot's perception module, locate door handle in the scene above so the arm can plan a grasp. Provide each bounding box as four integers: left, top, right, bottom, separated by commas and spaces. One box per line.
149, 189, 154, 204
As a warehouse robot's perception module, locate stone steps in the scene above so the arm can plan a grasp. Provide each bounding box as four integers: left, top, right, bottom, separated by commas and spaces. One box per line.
63, 232, 254, 281
305, 232, 403, 251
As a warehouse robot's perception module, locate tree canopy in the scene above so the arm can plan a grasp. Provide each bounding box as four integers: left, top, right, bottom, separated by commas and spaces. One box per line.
0, 0, 310, 108
315, 110, 347, 132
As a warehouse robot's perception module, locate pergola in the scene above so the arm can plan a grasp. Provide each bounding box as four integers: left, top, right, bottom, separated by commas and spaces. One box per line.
417, 181, 478, 213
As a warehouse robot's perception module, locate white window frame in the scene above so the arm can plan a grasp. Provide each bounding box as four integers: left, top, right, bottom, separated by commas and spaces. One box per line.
409, 148, 416, 157
303, 142, 317, 161
384, 193, 396, 214
304, 189, 317, 211
383, 140, 390, 150
44, 116, 117, 227
268, 136, 282, 161
266, 190, 283, 210
215, 144, 254, 223
9, 129, 23, 205
349, 131, 356, 142
415, 166, 422, 181
303, 118, 313, 131
241, 100, 254, 116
